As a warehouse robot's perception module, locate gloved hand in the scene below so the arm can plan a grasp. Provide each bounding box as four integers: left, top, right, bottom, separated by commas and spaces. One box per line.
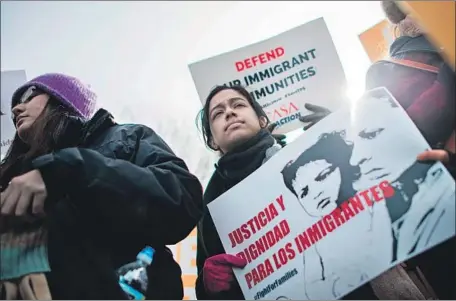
203, 254, 247, 294
267, 123, 287, 147
299, 103, 331, 131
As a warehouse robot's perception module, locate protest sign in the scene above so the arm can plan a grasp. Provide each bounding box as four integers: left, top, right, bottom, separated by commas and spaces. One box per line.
207, 87, 456, 300
189, 17, 347, 134
1, 70, 27, 159
359, 19, 395, 63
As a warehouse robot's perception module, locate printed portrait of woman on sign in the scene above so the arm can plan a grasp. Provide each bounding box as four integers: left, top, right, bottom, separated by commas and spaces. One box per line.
281, 130, 392, 299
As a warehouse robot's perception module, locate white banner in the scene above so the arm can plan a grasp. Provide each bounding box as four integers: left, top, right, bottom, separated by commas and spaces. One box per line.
1, 70, 27, 159
189, 17, 347, 134
208, 87, 455, 300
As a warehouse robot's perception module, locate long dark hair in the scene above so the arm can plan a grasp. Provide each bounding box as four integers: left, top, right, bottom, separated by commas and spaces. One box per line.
1, 96, 80, 188
195, 85, 269, 151
281, 131, 360, 207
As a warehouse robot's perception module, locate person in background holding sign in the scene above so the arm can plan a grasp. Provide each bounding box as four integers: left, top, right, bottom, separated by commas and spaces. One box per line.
194, 85, 378, 300
364, 2, 456, 299
0, 73, 203, 299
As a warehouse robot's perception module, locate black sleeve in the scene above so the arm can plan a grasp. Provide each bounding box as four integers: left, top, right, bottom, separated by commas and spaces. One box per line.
195, 223, 210, 300
32, 124, 203, 246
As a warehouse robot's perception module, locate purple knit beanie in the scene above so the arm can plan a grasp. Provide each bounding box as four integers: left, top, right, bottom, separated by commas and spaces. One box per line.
11, 73, 97, 120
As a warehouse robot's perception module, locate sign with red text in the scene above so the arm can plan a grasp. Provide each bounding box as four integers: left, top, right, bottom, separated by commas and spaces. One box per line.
188, 17, 347, 134
207, 87, 456, 300
1, 70, 27, 159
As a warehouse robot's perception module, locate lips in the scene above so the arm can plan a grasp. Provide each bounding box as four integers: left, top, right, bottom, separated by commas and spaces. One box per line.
225, 121, 243, 132
317, 197, 331, 209
16, 117, 26, 127
364, 167, 390, 180
365, 167, 383, 175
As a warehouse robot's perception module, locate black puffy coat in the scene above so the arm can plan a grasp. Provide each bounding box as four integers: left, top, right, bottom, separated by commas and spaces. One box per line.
30, 109, 203, 299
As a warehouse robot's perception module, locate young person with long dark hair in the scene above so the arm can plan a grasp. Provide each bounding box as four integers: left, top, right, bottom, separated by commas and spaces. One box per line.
194, 85, 379, 300
0, 73, 203, 299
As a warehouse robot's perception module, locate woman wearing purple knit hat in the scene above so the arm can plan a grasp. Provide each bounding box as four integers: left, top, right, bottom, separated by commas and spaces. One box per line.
0, 73, 203, 299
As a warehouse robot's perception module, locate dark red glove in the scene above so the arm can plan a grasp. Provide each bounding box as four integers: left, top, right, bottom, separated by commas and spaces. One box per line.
203, 254, 247, 294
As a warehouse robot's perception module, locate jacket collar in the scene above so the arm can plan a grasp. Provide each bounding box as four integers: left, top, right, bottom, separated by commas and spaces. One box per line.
80, 108, 116, 145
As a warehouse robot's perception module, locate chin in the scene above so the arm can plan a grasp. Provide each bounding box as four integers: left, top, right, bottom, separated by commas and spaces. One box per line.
17, 127, 31, 143
229, 129, 256, 143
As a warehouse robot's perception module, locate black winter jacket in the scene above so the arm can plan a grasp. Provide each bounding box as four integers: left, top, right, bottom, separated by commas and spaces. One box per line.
29, 109, 203, 299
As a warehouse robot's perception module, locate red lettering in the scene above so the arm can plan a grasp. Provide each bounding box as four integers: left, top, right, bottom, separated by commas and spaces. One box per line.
295, 231, 311, 252
235, 61, 245, 72
307, 223, 322, 244
370, 185, 383, 202
235, 47, 285, 72
244, 58, 252, 69
279, 220, 290, 237
245, 259, 274, 288
248, 243, 259, 261
229, 229, 243, 248
317, 219, 327, 237
322, 215, 336, 232
230, 200, 281, 250
276, 47, 285, 57
348, 195, 365, 214
268, 102, 300, 120
360, 190, 373, 206
276, 195, 285, 211
267, 203, 279, 220
341, 201, 356, 220
273, 247, 287, 270
259, 53, 267, 64
330, 207, 346, 227
240, 223, 251, 240
237, 251, 246, 262
258, 211, 267, 227
266, 230, 276, 246
379, 180, 395, 198
285, 242, 296, 260
245, 273, 253, 289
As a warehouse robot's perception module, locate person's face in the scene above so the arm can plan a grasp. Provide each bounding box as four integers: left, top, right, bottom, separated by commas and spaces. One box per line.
347, 99, 416, 190
208, 89, 265, 153
12, 86, 49, 142
291, 159, 341, 217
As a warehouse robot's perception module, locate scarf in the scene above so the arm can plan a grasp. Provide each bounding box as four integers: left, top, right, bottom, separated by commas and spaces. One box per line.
199, 129, 279, 258
0, 162, 51, 282
210, 129, 278, 196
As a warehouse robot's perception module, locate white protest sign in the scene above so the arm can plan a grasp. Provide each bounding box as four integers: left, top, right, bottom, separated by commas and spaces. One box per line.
189, 17, 347, 134
1, 70, 27, 159
208, 87, 455, 300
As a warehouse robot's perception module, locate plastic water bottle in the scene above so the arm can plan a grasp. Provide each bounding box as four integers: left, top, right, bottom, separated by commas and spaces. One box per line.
117, 246, 155, 300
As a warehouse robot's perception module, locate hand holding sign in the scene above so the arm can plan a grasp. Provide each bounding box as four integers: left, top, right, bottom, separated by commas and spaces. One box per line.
203, 254, 247, 295
299, 103, 331, 131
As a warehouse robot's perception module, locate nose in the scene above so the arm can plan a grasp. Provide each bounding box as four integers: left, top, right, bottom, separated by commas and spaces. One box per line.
224, 106, 237, 120
314, 191, 324, 200
12, 103, 25, 120
350, 143, 369, 167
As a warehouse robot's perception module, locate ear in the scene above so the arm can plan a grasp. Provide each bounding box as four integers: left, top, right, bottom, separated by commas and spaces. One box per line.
259, 116, 268, 129
209, 139, 220, 151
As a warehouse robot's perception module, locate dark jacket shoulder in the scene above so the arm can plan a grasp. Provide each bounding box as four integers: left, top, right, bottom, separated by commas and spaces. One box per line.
33, 109, 202, 299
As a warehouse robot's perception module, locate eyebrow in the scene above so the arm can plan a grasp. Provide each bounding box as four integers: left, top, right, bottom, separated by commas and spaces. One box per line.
209, 97, 246, 117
